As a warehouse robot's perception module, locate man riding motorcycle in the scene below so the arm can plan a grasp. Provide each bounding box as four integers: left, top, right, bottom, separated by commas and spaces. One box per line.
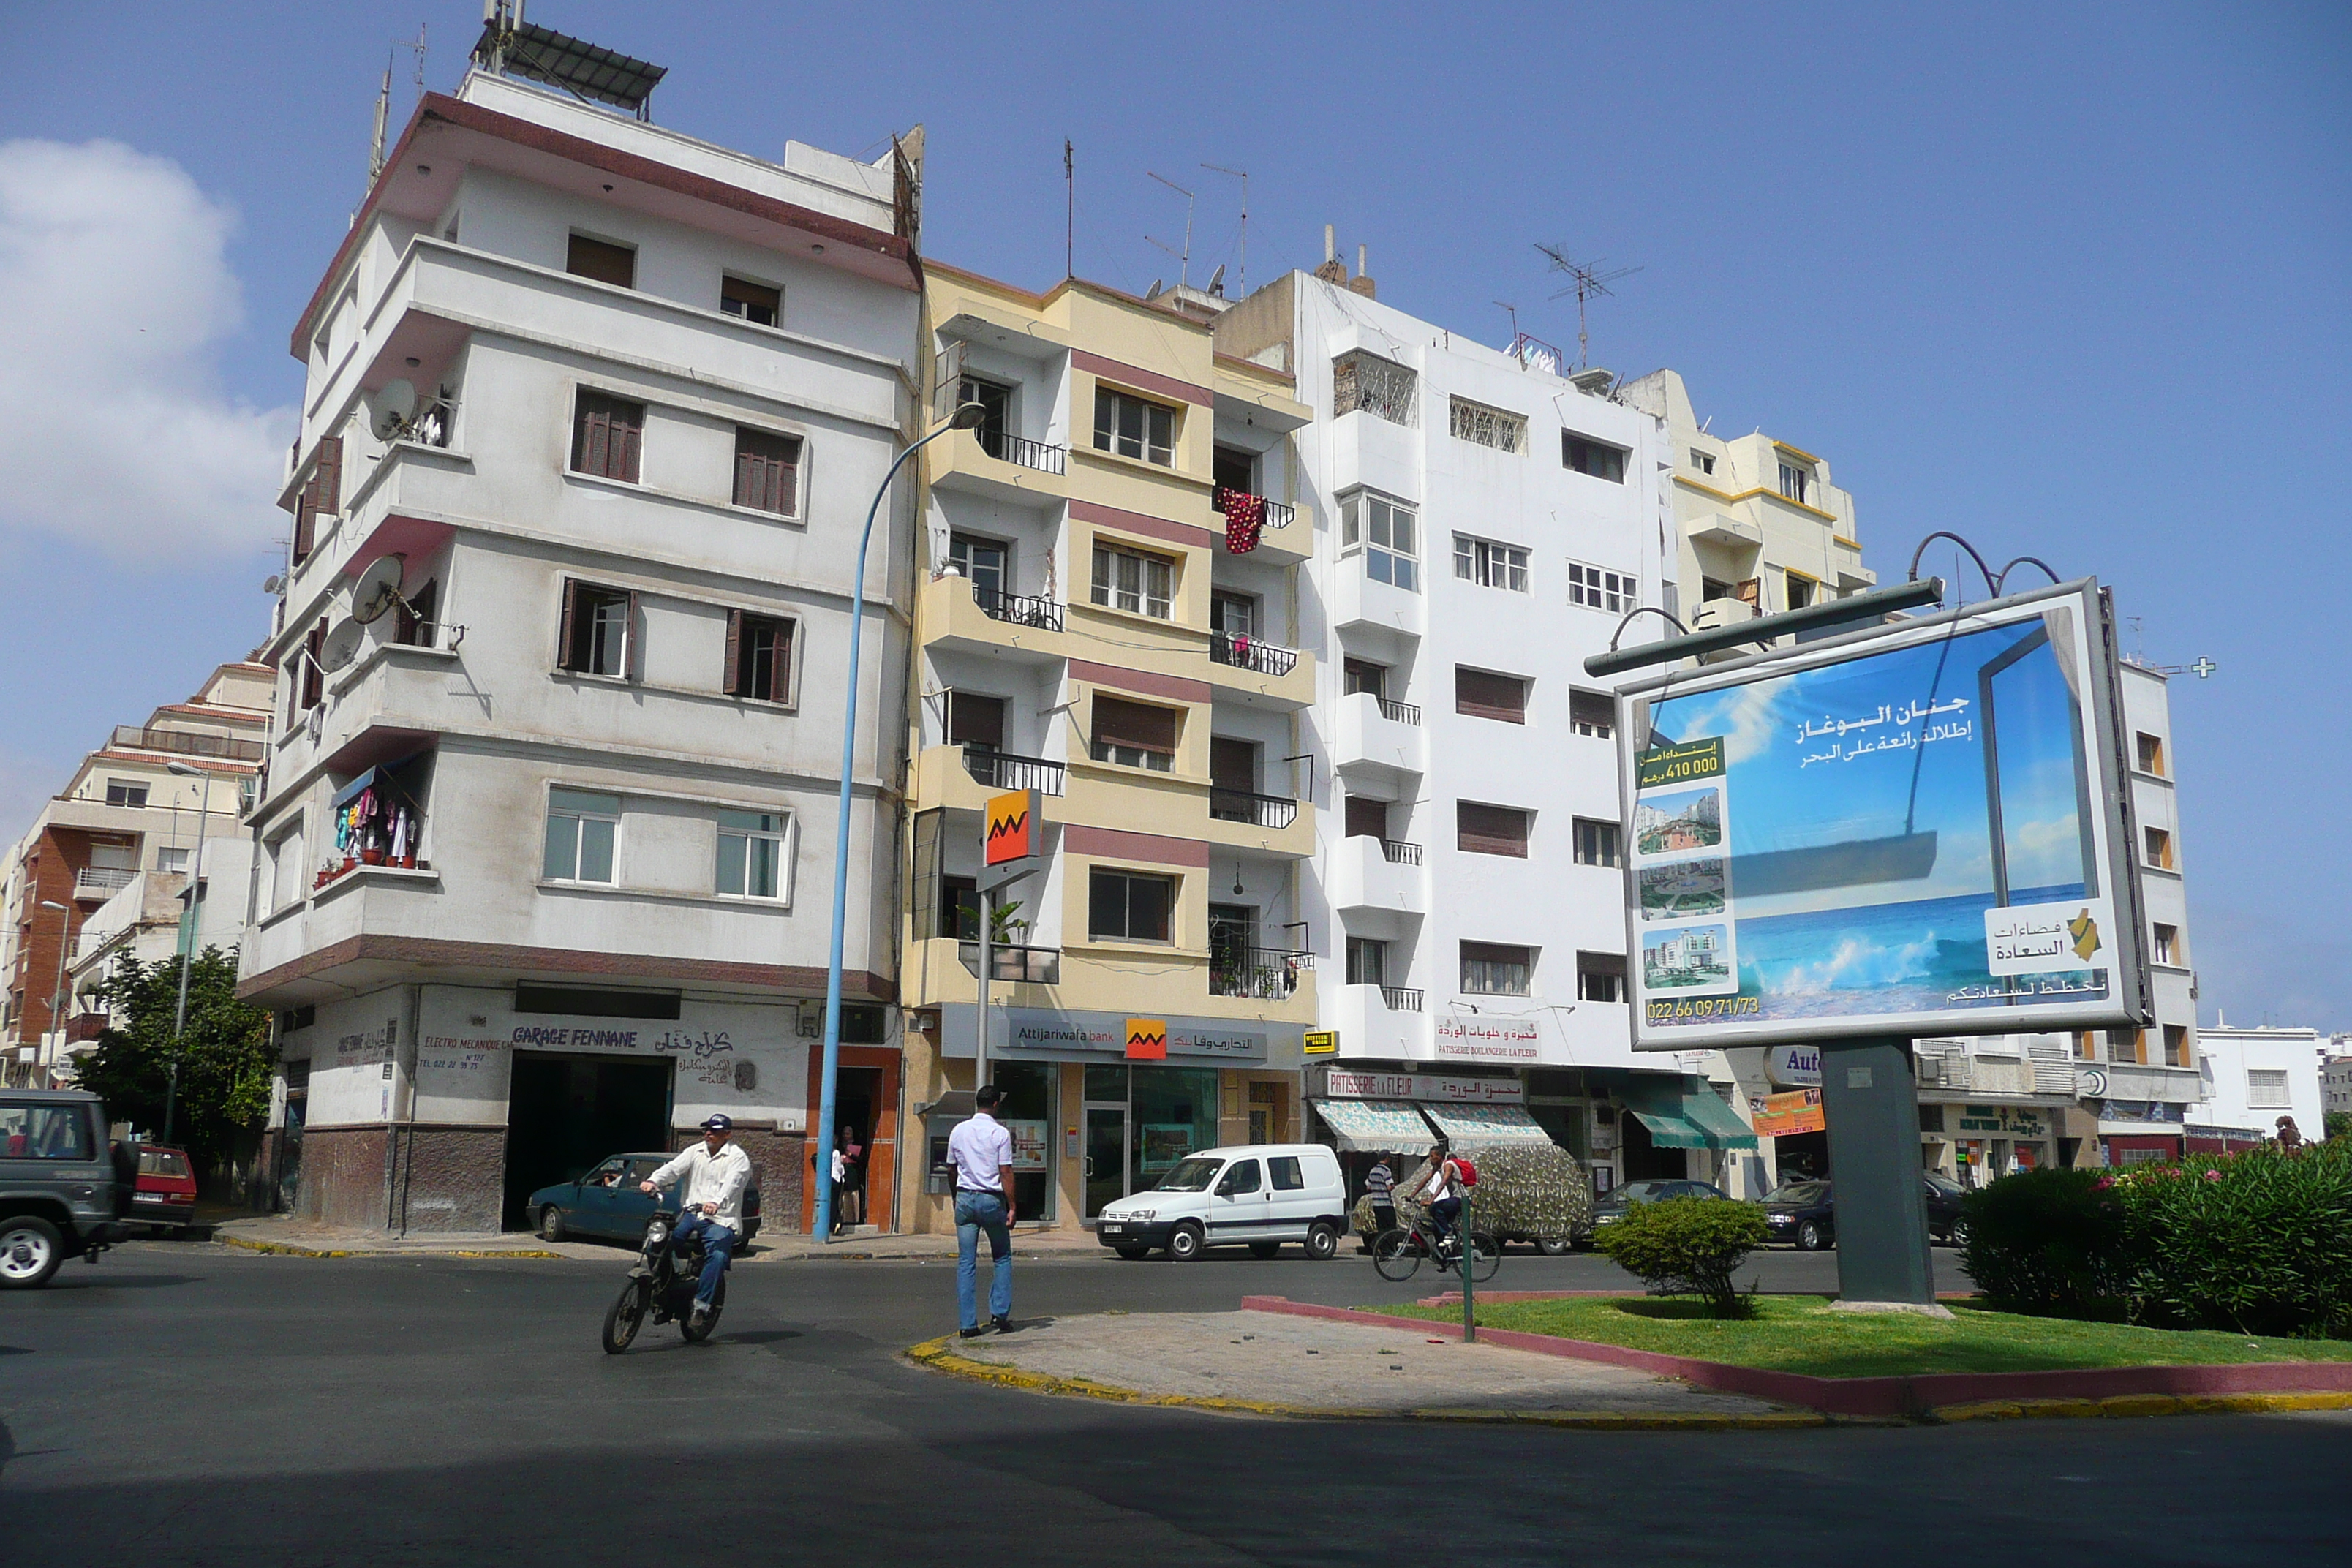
638, 1113, 752, 1326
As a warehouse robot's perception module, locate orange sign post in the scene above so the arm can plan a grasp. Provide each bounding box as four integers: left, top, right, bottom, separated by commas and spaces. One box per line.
975, 788, 1045, 1088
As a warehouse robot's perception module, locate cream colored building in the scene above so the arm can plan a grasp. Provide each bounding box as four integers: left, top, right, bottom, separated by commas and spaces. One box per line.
897, 263, 1317, 1235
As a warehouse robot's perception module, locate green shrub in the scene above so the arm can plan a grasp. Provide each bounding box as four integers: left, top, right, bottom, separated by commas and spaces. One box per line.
1956, 1166, 2131, 1316
2120, 1142, 2352, 1338
1591, 1196, 1769, 1318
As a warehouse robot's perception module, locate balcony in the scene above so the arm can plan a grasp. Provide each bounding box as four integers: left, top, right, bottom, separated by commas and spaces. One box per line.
962, 746, 1066, 796
1213, 488, 1309, 562
1210, 788, 1300, 829
1202, 634, 1315, 711
1330, 833, 1425, 919
1692, 595, 1759, 632
1332, 564, 1425, 639
931, 424, 1068, 506
918, 573, 1066, 665
73, 867, 135, 900
110, 725, 265, 764
1209, 946, 1311, 1000
1333, 981, 1430, 1060
1333, 690, 1425, 785
978, 429, 1066, 475
1684, 511, 1763, 551
1210, 631, 1298, 678
974, 587, 1065, 633
957, 942, 1063, 984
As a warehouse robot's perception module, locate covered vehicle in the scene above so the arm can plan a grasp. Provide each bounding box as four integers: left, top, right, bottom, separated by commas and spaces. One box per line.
1352, 1142, 1592, 1256
528, 1151, 763, 1245
2, 1089, 135, 1289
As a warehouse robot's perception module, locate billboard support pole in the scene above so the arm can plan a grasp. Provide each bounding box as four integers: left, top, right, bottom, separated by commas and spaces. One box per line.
1817, 1037, 1938, 1307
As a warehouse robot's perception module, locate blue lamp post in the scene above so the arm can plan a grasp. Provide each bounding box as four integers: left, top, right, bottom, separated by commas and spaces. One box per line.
813, 399, 987, 1241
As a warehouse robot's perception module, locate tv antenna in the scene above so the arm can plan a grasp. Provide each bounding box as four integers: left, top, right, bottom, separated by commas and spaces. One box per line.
1146, 170, 1196, 290
1202, 163, 1247, 295
1536, 244, 1643, 369
1496, 301, 1520, 339
369, 27, 429, 186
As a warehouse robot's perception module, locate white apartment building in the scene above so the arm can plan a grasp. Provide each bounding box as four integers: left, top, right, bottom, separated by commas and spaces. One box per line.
2190, 1025, 2324, 1151
1215, 252, 1752, 1196
238, 53, 923, 1233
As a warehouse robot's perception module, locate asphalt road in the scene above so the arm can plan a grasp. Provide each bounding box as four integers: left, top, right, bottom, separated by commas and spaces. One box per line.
5, 1237, 2348, 1567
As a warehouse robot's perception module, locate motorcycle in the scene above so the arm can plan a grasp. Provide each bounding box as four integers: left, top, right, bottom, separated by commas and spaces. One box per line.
600, 1207, 729, 1353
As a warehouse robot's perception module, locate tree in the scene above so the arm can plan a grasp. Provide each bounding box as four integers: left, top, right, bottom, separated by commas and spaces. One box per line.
75, 946, 274, 1173
2328, 1110, 2352, 1144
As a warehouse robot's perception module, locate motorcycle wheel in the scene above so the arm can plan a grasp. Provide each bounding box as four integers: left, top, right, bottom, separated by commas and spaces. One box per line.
680, 1275, 727, 1343
600, 1280, 649, 1354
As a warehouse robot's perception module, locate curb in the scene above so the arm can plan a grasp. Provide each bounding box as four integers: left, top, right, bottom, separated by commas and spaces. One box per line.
1931, 1390, 2352, 1423
902, 1335, 1829, 1429
216, 1235, 565, 1260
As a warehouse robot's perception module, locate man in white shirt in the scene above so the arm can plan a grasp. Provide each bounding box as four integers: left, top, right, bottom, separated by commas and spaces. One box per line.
639, 1114, 753, 1322
945, 1085, 1018, 1338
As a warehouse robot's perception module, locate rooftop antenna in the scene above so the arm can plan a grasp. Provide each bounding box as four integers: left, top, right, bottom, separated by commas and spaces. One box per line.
369, 51, 393, 184
1496, 301, 1520, 340
1202, 163, 1247, 295
1536, 244, 1643, 369
1147, 170, 1196, 290
1063, 139, 1074, 280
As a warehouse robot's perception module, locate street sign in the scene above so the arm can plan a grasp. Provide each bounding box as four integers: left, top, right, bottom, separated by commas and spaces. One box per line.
1303, 1030, 1338, 1055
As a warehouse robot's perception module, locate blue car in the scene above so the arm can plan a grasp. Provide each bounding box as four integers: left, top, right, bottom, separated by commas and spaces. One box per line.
526, 1152, 762, 1245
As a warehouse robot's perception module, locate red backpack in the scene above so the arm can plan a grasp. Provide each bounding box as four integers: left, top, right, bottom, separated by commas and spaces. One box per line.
1450, 1154, 1479, 1188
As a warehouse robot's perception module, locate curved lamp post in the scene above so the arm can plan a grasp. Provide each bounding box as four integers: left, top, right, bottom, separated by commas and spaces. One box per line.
813, 400, 986, 1241
161, 761, 215, 1145
37, 899, 69, 1088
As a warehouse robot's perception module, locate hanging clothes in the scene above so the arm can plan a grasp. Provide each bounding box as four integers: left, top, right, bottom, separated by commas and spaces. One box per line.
1219, 488, 1265, 554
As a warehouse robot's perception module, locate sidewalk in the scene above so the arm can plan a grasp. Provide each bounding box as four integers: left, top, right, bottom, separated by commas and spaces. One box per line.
206, 1213, 1113, 1262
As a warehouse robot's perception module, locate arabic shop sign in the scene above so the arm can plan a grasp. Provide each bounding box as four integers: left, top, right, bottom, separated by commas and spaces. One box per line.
1955, 1104, 2048, 1137
1323, 1070, 1525, 1105
1434, 1015, 1545, 1060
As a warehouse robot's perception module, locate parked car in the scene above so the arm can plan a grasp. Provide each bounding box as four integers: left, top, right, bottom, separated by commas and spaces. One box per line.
1097, 1143, 1349, 1261
1352, 1144, 1594, 1255
1761, 1177, 1969, 1250
130, 1144, 197, 1229
527, 1152, 762, 1245
2, 1088, 134, 1289
1578, 1178, 1732, 1245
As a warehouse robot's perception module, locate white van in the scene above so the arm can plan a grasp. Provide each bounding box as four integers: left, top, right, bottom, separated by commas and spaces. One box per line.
1094, 1143, 1349, 1261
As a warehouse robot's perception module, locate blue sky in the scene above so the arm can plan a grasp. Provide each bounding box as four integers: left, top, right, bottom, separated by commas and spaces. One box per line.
2, 2, 2345, 1031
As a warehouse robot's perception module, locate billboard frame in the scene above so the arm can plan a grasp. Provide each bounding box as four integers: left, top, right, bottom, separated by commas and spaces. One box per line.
1613, 577, 2152, 1050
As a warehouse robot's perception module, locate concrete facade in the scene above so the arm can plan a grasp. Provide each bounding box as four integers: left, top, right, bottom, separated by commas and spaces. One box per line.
2188, 1025, 2325, 1150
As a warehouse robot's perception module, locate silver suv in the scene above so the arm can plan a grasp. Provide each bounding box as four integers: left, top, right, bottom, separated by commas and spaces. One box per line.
1, 1089, 132, 1289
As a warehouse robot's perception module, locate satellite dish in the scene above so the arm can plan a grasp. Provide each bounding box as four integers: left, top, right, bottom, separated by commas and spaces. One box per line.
367, 378, 418, 440
350, 554, 408, 625
262, 575, 284, 595
320, 617, 367, 674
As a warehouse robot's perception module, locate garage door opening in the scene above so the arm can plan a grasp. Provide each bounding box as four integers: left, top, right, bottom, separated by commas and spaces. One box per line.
503, 1054, 674, 1230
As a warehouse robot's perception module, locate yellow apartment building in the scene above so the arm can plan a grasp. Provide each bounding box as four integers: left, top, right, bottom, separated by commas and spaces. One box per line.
894, 264, 1317, 1235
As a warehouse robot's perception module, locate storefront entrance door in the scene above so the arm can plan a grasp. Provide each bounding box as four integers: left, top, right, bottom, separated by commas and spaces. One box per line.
1083, 1105, 1126, 1218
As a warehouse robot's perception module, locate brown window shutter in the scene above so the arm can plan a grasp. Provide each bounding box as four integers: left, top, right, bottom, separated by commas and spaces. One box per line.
576, 397, 608, 475
734, 429, 797, 513
617, 403, 641, 484
293, 477, 318, 565
1458, 802, 1530, 856
315, 436, 342, 513
770, 619, 793, 703
734, 444, 758, 509
1092, 696, 1179, 754
624, 590, 644, 681
557, 579, 580, 671
1455, 666, 1527, 723
723, 609, 742, 695
302, 621, 325, 709
567, 234, 637, 288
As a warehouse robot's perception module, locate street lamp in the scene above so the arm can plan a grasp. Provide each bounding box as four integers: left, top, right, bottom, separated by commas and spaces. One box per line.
813, 399, 987, 1242
161, 761, 216, 1146
37, 898, 69, 1089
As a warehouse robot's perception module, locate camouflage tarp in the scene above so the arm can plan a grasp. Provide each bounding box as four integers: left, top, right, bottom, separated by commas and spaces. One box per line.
1352, 1142, 1592, 1244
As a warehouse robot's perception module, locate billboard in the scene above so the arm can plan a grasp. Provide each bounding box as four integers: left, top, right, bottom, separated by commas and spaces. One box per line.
1618, 579, 2148, 1049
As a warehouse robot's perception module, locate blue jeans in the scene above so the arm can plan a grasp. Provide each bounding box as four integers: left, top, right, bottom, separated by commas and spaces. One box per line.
671, 1211, 736, 1307
954, 1191, 1012, 1329
1428, 1196, 1462, 1241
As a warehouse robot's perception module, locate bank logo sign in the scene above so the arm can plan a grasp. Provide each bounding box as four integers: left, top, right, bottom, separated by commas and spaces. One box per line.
1125, 1017, 1168, 1060
984, 788, 1042, 870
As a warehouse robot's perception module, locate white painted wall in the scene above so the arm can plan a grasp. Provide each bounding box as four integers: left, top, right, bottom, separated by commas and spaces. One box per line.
2192, 1025, 2324, 1141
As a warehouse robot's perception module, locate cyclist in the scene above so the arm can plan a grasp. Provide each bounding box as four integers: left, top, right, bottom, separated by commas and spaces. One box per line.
1411, 1137, 1466, 1251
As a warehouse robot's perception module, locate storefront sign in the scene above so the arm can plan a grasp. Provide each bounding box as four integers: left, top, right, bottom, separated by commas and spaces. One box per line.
948, 1006, 1276, 1062
1303, 1030, 1338, 1056
1750, 1087, 1825, 1137
1435, 1016, 1544, 1060
1323, 1070, 1523, 1105
1125, 1017, 1168, 1060
1764, 1044, 1823, 1088
1956, 1104, 2048, 1137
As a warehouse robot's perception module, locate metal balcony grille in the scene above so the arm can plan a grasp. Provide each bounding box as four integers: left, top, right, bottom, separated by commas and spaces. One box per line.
1380, 839, 1422, 865
957, 943, 1062, 984
1210, 633, 1300, 677
1380, 986, 1424, 1011
1210, 946, 1309, 999
1210, 788, 1299, 829
979, 430, 1066, 474
1375, 697, 1421, 725
962, 746, 1066, 796
974, 587, 1064, 633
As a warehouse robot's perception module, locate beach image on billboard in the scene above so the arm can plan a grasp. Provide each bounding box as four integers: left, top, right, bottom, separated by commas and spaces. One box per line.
1625, 587, 2126, 1041
1634, 785, 1723, 855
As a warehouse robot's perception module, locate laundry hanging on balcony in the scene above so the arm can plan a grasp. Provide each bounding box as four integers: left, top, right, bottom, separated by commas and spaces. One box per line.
1218, 488, 1265, 554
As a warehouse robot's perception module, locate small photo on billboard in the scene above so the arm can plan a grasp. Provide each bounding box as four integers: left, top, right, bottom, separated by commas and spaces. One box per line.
1640, 856, 1727, 921
1633, 785, 1723, 856
1641, 923, 1734, 992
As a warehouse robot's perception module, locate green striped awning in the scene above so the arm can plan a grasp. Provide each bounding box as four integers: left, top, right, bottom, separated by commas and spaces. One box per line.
1618, 1076, 1760, 1152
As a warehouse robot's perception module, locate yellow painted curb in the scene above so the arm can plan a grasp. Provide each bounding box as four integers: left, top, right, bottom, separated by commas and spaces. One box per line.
1932, 1390, 2352, 1423
215, 1235, 563, 1260
905, 1337, 1828, 1428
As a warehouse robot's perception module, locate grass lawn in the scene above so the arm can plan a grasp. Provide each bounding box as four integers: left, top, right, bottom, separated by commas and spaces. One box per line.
1372, 1296, 2352, 1379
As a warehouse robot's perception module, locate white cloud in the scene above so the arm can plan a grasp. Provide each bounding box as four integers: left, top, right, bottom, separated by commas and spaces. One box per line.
0, 139, 294, 559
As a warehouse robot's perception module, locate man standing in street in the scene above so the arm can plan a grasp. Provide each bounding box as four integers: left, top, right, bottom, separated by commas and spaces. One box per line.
1365, 1153, 1398, 1235
947, 1085, 1018, 1338
640, 1114, 753, 1326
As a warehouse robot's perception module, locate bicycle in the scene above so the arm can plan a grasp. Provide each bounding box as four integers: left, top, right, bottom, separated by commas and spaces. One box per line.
1370, 1215, 1501, 1284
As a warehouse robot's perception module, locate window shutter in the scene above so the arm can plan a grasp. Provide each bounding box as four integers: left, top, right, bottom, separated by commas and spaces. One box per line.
933, 340, 967, 422
617, 402, 641, 483
624, 590, 644, 682
315, 436, 342, 513
734, 442, 758, 509
577, 397, 608, 475
293, 477, 318, 565
557, 579, 580, 671
1092, 696, 1178, 754
1455, 667, 1527, 723
302, 621, 325, 709
723, 609, 742, 695
770, 619, 793, 704
1458, 802, 1530, 856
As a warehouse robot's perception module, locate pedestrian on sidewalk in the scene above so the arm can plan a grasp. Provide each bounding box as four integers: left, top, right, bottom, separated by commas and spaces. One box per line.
840, 1124, 866, 1226
948, 1085, 1018, 1338
1364, 1153, 1398, 1235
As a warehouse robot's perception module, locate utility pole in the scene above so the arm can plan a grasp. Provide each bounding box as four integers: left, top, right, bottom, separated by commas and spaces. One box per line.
161, 764, 215, 1146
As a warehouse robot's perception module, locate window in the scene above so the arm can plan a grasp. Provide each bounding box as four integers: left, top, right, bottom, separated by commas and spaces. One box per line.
1331, 349, 1417, 425
1216, 1159, 1262, 1196
1567, 560, 1636, 613
1460, 941, 1533, 997
939, 874, 980, 940
1573, 818, 1621, 868
300, 619, 326, 710
1455, 666, 1529, 723
267, 826, 304, 913
1346, 937, 1387, 987
1578, 952, 1627, 1003
715, 809, 785, 899
1090, 696, 1179, 772
1213, 442, 1257, 497
1343, 796, 1389, 840
1570, 690, 1615, 738
733, 427, 801, 515
1778, 461, 1810, 505
1689, 448, 1716, 475
1784, 571, 1817, 611
949, 691, 1006, 750
959, 375, 1014, 456
2152, 923, 2179, 965
557, 581, 635, 678
1268, 1155, 1305, 1191
2136, 732, 2166, 777
1093, 388, 1175, 466
571, 391, 644, 483
725, 611, 793, 703
719, 274, 779, 326
1564, 432, 1628, 483
0, 1101, 93, 1161
291, 437, 342, 565
2073, 1030, 2098, 1061
396, 580, 439, 649
949, 534, 1008, 609
1458, 801, 1531, 858
2144, 827, 2174, 870
104, 779, 148, 809
1211, 590, 1257, 639
1341, 490, 1420, 591
2247, 1068, 2291, 1109
156, 846, 191, 873
1343, 658, 1388, 700
1453, 534, 1529, 592
543, 788, 621, 884
1448, 396, 1526, 453
567, 233, 636, 288
1091, 543, 1174, 619
1089, 867, 1172, 943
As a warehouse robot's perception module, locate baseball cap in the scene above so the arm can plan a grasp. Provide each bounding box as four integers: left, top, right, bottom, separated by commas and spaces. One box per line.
701, 1113, 734, 1131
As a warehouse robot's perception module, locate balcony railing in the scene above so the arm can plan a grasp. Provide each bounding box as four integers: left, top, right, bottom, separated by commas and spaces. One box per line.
973, 587, 1064, 633
1213, 489, 1296, 530
1373, 696, 1421, 725
957, 942, 1063, 984
73, 867, 135, 898
1210, 788, 1300, 829
962, 745, 1066, 796
978, 430, 1066, 475
1379, 985, 1425, 1011
110, 725, 265, 764
1379, 838, 1423, 865
1210, 633, 1300, 677
1210, 946, 1310, 999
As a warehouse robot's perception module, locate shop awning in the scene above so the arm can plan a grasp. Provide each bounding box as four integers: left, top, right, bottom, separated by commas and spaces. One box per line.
1420, 1101, 1555, 1146
1310, 1098, 1435, 1153
1618, 1076, 1760, 1151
